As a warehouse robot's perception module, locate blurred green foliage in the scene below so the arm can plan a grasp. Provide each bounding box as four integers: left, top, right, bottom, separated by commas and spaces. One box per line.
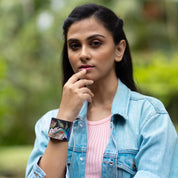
0, 0, 178, 146
134, 51, 178, 123
134, 52, 178, 103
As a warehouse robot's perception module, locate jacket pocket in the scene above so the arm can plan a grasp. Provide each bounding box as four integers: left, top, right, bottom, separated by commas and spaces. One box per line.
117, 150, 138, 178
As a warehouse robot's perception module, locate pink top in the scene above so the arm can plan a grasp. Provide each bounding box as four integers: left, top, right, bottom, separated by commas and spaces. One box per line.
85, 115, 111, 178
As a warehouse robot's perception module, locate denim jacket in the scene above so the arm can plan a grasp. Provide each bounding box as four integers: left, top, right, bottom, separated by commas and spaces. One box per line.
26, 80, 178, 178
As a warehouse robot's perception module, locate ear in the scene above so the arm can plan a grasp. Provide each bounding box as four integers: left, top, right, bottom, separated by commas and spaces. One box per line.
114, 40, 126, 62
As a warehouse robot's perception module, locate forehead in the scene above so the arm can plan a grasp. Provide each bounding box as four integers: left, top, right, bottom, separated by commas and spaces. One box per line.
67, 17, 111, 40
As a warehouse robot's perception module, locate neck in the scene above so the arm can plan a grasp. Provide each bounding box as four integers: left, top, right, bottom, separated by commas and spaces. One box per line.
89, 76, 118, 106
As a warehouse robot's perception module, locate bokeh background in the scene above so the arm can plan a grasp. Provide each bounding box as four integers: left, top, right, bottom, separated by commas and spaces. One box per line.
0, 0, 178, 177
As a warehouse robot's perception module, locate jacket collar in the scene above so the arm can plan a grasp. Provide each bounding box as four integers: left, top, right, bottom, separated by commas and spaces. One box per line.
77, 79, 130, 121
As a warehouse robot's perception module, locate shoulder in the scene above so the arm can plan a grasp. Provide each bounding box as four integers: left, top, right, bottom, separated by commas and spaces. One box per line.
129, 90, 168, 115
126, 91, 177, 139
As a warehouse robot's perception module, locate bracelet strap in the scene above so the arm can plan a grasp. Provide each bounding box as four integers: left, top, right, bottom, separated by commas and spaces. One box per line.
48, 118, 72, 141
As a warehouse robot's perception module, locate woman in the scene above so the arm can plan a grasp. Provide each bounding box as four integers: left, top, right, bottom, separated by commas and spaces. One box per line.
26, 3, 177, 178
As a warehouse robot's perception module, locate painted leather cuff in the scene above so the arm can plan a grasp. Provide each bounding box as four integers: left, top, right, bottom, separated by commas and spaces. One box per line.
48, 118, 72, 141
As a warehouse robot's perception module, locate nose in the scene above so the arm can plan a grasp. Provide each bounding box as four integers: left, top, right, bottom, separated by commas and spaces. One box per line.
79, 45, 90, 61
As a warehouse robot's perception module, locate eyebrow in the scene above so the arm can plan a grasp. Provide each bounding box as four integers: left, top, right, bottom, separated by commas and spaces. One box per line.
87, 34, 105, 40
67, 34, 105, 43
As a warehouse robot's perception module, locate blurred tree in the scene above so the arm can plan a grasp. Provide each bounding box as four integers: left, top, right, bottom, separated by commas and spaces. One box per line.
0, 0, 177, 145
0, 0, 60, 145
134, 51, 178, 123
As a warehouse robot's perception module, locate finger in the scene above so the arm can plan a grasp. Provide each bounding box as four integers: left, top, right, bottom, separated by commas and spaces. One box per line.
68, 69, 87, 84
74, 79, 94, 88
81, 93, 93, 103
79, 88, 94, 98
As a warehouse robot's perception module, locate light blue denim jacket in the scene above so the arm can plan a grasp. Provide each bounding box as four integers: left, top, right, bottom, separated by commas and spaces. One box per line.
26, 80, 178, 178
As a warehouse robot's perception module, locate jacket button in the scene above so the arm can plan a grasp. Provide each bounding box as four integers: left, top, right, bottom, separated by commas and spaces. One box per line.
80, 157, 83, 161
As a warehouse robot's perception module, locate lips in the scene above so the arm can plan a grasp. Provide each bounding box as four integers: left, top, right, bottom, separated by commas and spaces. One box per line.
79, 64, 94, 71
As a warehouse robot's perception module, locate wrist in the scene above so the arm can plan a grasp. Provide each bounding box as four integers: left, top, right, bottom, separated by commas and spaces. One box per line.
48, 118, 73, 142
57, 111, 75, 122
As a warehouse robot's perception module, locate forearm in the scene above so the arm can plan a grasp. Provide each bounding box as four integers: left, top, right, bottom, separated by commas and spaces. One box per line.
39, 139, 68, 178
30, 70, 93, 177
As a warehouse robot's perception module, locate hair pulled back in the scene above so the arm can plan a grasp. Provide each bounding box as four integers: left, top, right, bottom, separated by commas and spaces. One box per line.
62, 3, 137, 91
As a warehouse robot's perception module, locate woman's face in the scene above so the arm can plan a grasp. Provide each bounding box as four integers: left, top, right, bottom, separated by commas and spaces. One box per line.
67, 17, 123, 82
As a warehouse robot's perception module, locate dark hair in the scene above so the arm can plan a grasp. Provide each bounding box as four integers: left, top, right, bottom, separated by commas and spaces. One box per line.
62, 3, 137, 91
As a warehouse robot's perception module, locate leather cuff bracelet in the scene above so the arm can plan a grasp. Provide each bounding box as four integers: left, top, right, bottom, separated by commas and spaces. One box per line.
48, 118, 72, 141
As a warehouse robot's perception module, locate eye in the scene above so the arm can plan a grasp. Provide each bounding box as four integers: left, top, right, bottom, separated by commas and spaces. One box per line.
68, 43, 81, 51
90, 40, 102, 48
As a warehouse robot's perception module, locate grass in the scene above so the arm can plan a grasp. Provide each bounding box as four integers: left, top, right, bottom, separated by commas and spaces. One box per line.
0, 145, 33, 178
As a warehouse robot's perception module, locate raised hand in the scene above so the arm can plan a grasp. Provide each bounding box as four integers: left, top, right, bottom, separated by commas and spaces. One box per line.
57, 69, 94, 122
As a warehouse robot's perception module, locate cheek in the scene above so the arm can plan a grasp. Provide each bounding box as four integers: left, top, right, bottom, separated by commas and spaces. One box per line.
68, 54, 77, 71
96, 48, 115, 62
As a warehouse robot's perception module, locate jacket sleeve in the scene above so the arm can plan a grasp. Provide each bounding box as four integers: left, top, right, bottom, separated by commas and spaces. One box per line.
134, 111, 177, 178
169, 138, 178, 178
25, 110, 57, 178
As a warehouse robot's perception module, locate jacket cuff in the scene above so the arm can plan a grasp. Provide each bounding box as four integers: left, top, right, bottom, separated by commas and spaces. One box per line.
29, 157, 46, 178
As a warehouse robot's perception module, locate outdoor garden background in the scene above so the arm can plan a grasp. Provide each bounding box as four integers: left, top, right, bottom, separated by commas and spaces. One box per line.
0, 0, 178, 177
